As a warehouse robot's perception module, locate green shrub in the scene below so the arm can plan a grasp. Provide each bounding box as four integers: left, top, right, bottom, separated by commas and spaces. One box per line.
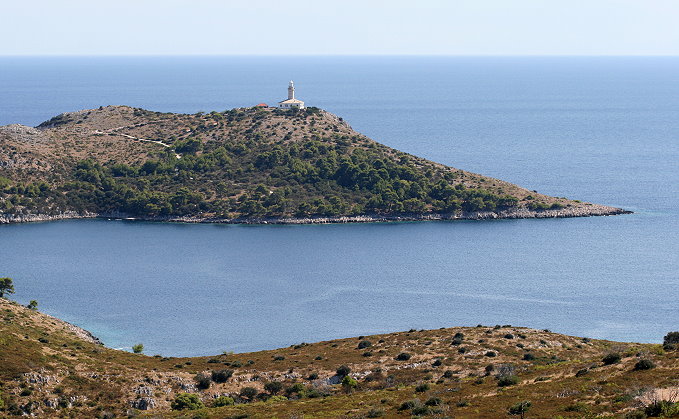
194, 372, 211, 390
663, 331, 679, 350
341, 376, 358, 392
213, 396, 234, 407
398, 400, 419, 411
286, 383, 306, 396
357, 340, 372, 349
366, 408, 384, 417
264, 381, 283, 395
508, 401, 531, 417
415, 383, 430, 392
644, 400, 679, 417
432, 359, 442, 367
132, 343, 144, 354
634, 359, 655, 370
336, 365, 351, 376
239, 386, 258, 400
425, 397, 442, 406
602, 353, 621, 365
485, 351, 497, 357
523, 353, 535, 361
171, 393, 204, 410
211, 369, 234, 383
497, 375, 520, 387
395, 352, 411, 361
564, 402, 589, 412
412, 405, 430, 415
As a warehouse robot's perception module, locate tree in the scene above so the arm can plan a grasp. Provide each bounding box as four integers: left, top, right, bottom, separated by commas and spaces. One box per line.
27, 300, 38, 310
664, 331, 679, 350
0, 277, 14, 298
264, 381, 283, 395
171, 393, 204, 410
211, 369, 234, 383
508, 401, 531, 418
132, 343, 144, 354
239, 386, 258, 401
194, 372, 211, 390
336, 365, 351, 377
341, 376, 358, 393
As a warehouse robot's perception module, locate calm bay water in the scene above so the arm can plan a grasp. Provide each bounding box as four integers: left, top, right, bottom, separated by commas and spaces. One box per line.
1, 57, 678, 356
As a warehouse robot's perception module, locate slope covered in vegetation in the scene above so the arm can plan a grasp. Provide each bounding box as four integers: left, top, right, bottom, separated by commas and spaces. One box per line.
0, 106, 626, 223
1, 297, 678, 418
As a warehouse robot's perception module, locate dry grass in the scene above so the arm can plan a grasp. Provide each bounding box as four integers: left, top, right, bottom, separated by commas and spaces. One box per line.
1, 298, 677, 418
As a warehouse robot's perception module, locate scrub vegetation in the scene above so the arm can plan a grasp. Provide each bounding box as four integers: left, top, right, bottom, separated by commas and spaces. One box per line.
1, 294, 678, 418
0, 106, 623, 222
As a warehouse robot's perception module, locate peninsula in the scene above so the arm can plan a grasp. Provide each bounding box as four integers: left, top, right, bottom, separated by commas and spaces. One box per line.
0, 105, 628, 224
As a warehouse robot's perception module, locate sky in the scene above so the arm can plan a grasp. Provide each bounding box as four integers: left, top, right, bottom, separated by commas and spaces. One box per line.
1, 0, 678, 56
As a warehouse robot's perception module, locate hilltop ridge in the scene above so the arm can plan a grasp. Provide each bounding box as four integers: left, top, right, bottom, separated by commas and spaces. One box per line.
1, 297, 677, 417
0, 105, 628, 224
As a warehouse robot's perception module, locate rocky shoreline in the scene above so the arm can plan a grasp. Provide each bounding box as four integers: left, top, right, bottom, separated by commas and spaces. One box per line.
0, 204, 631, 225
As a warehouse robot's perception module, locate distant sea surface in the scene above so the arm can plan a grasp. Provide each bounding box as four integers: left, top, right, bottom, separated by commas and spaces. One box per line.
1, 57, 678, 356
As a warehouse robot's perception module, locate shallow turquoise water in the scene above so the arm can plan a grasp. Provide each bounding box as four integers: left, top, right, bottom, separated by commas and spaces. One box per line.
1, 57, 677, 355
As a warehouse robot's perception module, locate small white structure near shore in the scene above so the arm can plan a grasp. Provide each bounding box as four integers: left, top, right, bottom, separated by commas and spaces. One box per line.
278, 81, 305, 109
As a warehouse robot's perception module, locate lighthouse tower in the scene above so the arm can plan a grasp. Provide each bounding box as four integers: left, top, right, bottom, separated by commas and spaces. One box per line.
288, 80, 295, 100
278, 80, 305, 109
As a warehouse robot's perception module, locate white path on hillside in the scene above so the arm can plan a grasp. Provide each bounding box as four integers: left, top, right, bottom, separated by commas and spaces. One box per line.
93, 127, 181, 158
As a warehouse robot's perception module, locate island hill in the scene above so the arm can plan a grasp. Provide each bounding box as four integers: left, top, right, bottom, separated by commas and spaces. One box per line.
0, 104, 628, 224
1, 297, 678, 418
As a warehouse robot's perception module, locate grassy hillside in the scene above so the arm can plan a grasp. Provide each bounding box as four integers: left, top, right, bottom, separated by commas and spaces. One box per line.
0, 106, 625, 223
1, 297, 677, 418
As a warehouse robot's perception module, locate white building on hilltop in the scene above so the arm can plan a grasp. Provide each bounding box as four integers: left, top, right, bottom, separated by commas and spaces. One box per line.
278, 81, 305, 109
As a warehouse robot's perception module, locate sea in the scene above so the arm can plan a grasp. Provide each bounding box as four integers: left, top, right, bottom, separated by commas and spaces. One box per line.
0, 56, 677, 356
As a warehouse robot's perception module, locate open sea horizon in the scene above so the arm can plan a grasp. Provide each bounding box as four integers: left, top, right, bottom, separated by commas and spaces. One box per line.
1, 56, 677, 356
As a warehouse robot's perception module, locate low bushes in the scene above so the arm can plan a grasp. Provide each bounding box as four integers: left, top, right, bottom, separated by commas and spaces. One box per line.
497, 375, 520, 387
357, 340, 372, 349
171, 393, 204, 410
211, 369, 234, 383
395, 352, 411, 361
602, 353, 621, 365
213, 396, 234, 407
634, 359, 655, 371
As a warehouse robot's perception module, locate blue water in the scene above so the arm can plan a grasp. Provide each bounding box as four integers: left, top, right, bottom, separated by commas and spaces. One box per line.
1, 57, 678, 356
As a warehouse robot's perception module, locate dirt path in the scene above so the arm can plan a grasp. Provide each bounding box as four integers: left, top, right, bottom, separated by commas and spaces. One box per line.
93, 127, 181, 158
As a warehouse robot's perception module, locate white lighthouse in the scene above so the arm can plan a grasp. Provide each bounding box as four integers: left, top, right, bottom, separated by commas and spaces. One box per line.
278, 81, 305, 109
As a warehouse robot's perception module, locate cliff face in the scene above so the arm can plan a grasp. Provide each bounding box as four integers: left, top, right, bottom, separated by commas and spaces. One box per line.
0, 106, 628, 224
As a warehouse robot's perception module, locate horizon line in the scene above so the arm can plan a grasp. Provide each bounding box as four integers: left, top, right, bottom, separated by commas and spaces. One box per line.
1, 53, 679, 58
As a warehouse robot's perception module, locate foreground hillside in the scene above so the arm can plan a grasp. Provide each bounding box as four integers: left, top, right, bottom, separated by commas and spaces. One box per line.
1, 298, 677, 418
0, 106, 626, 224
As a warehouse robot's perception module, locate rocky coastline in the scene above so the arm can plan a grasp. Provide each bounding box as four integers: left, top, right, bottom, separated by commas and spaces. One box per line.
0, 204, 631, 226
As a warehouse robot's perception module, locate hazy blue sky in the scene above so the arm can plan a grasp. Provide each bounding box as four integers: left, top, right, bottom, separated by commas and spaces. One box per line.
2, 0, 678, 55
